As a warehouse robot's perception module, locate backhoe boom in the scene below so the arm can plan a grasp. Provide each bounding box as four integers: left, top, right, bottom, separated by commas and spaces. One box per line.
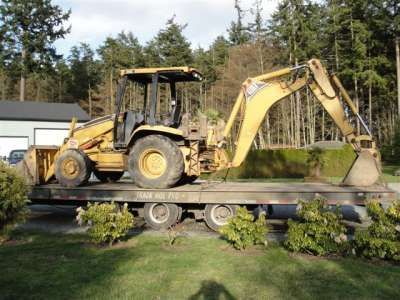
221, 58, 381, 186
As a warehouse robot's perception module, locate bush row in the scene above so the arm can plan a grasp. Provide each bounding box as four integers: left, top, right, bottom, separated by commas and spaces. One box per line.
218, 197, 400, 263
284, 197, 400, 261
2, 159, 398, 262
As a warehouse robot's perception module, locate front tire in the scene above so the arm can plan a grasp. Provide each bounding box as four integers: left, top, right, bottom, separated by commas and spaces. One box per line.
128, 135, 184, 189
55, 149, 92, 187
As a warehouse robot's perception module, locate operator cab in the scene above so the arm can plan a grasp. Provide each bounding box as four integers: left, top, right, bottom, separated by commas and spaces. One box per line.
114, 67, 203, 149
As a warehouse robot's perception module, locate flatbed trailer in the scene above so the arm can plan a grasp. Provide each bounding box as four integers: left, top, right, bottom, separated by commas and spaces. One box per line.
28, 181, 397, 231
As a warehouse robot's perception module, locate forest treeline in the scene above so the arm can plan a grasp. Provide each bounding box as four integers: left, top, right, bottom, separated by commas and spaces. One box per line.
0, 0, 399, 149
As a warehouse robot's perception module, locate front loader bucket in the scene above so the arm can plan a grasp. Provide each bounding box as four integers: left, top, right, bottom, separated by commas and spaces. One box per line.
342, 150, 381, 186
16, 145, 59, 185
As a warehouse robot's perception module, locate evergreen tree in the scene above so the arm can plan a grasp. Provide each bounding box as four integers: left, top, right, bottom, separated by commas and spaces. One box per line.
228, 0, 251, 45
269, 0, 324, 64
0, 0, 70, 101
143, 39, 162, 67
248, 0, 268, 43
210, 36, 230, 67
54, 59, 71, 102
68, 43, 100, 102
146, 16, 193, 67
97, 31, 144, 112
194, 36, 229, 85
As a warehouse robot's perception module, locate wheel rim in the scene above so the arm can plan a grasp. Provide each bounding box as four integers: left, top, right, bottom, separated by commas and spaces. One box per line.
148, 203, 170, 224
138, 148, 166, 179
60, 158, 80, 179
210, 205, 234, 226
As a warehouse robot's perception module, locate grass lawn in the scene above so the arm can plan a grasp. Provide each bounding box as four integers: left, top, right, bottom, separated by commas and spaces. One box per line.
382, 165, 400, 183
1, 231, 399, 300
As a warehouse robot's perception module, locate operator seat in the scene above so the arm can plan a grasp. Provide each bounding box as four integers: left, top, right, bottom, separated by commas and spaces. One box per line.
116, 111, 144, 148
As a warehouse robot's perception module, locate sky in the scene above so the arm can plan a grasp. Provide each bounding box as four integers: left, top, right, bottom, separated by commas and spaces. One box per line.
53, 0, 279, 55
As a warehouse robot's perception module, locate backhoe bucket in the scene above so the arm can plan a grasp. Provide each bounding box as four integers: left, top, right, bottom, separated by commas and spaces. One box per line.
16, 145, 59, 185
342, 150, 381, 186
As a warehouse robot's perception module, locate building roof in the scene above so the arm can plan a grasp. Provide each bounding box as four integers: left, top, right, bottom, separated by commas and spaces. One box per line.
0, 100, 91, 122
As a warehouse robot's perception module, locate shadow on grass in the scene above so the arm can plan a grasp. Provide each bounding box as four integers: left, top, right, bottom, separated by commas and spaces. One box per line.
0, 231, 142, 299
189, 280, 236, 300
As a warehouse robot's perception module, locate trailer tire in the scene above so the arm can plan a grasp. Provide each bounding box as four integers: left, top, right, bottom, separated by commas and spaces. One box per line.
128, 135, 184, 189
204, 204, 238, 231
93, 170, 124, 183
55, 149, 92, 187
144, 203, 180, 230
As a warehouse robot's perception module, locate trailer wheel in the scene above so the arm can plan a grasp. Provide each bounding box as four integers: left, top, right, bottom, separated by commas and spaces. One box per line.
204, 204, 238, 231
93, 170, 124, 183
128, 135, 184, 188
144, 203, 180, 230
55, 149, 92, 187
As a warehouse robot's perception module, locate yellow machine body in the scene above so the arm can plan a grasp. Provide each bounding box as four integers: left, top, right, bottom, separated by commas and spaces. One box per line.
21, 60, 381, 187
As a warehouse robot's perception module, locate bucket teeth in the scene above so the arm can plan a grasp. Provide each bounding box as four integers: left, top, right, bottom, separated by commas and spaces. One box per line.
342, 150, 381, 186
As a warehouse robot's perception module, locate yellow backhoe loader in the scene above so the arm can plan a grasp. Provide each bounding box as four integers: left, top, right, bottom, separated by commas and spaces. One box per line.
19, 59, 381, 188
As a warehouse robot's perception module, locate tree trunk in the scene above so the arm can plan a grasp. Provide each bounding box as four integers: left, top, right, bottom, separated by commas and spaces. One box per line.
89, 83, 92, 118
109, 69, 114, 114
20, 48, 26, 102
321, 109, 325, 140
396, 37, 400, 117
368, 79, 372, 133
354, 77, 360, 135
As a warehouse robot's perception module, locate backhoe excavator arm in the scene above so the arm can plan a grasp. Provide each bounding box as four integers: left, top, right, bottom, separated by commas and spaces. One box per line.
221, 58, 380, 186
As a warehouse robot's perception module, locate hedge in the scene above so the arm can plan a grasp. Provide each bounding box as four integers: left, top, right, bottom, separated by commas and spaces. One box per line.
0, 162, 29, 242
208, 145, 356, 179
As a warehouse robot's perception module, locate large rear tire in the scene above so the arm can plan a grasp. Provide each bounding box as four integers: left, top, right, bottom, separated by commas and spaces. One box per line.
128, 135, 184, 189
93, 170, 124, 183
55, 149, 92, 187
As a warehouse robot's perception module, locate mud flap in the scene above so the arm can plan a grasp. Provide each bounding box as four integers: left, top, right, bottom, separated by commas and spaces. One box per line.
342, 150, 381, 186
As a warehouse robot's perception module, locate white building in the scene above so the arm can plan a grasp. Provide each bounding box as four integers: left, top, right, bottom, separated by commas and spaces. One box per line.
0, 100, 90, 158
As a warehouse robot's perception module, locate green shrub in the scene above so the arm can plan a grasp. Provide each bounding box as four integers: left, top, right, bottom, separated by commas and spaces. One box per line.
76, 202, 134, 246
353, 200, 400, 261
306, 147, 325, 177
219, 206, 268, 250
285, 197, 348, 256
0, 162, 29, 243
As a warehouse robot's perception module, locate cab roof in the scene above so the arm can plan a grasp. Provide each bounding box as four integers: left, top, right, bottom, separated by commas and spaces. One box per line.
119, 66, 203, 83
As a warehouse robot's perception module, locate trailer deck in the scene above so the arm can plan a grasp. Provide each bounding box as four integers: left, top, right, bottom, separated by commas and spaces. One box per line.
29, 181, 396, 206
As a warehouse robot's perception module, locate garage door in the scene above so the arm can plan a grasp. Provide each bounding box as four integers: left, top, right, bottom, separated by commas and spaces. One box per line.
0, 137, 29, 159
34, 128, 69, 146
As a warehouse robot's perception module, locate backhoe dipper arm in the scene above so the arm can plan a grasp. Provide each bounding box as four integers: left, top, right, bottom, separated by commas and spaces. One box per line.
228, 76, 307, 167
223, 59, 379, 187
